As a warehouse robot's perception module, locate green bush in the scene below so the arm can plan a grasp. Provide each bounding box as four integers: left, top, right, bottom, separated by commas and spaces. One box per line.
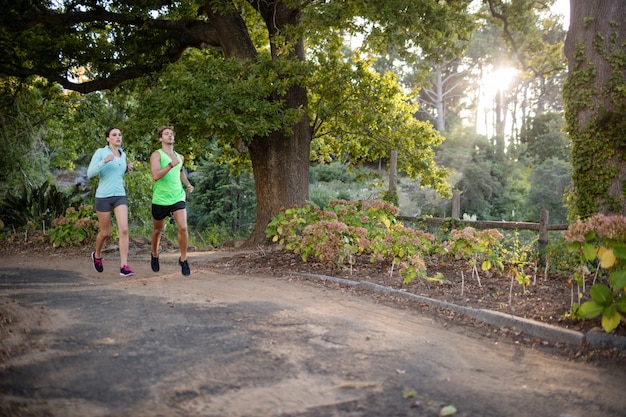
308, 186, 334, 208
311, 162, 355, 183
266, 199, 440, 284
563, 214, 626, 333
124, 160, 154, 231
0, 181, 75, 229
187, 156, 256, 237
49, 204, 99, 247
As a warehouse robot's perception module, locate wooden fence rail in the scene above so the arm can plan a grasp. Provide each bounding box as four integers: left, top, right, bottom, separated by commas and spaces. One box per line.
398, 210, 570, 265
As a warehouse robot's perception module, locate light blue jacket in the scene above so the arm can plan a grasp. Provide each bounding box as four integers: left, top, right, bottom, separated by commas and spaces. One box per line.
87, 146, 127, 198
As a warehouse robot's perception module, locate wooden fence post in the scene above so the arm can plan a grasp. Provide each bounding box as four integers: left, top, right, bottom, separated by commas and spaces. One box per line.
388, 150, 397, 197
452, 190, 460, 219
538, 210, 549, 266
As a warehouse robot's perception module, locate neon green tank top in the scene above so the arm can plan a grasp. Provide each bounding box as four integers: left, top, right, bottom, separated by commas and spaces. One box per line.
152, 149, 186, 205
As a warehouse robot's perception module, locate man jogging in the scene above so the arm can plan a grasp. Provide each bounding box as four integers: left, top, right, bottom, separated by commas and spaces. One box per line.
149, 125, 194, 276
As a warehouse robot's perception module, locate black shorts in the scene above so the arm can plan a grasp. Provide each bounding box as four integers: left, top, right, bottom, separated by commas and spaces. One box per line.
95, 196, 127, 212
152, 201, 186, 221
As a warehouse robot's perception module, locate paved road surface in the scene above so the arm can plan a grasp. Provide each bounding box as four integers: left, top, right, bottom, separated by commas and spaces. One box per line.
1, 252, 625, 416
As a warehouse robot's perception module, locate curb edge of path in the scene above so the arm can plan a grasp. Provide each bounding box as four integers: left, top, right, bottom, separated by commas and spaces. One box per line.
292, 272, 626, 353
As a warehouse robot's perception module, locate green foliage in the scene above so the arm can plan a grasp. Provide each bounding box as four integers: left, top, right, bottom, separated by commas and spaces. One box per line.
266, 199, 565, 290
310, 162, 355, 183
542, 234, 581, 276
45, 90, 129, 170
49, 204, 98, 247
188, 224, 234, 249
125, 51, 306, 161
308, 52, 451, 196
442, 227, 505, 286
576, 284, 626, 334
438, 131, 507, 220
481, 1, 567, 107
432, 119, 570, 223
563, 14, 626, 219
0, 181, 76, 229
563, 214, 626, 333
308, 187, 335, 210
187, 153, 256, 237
302, 1, 476, 66
380, 189, 399, 207
520, 113, 569, 164
266, 199, 439, 283
308, 163, 380, 209
501, 231, 537, 292
0, 76, 68, 188
526, 158, 571, 224
493, 164, 531, 222
124, 160, 154, 232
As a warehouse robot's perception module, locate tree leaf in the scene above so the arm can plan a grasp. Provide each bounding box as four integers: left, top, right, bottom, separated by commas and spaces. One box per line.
611, 242, 626, 259
439, 405, 457, 416
583, 243, 597, 261
566, 242, 581, 253
614, 295, 626, 313
577, 300, 604, 318
402, 387, 417, 398
589, 284, 613, 305
609, 269, 626, 291
601, 310, 621, 333
481, 260, 491, 271
597, 246, 616, 269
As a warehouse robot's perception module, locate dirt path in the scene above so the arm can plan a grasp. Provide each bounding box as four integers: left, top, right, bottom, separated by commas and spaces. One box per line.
1, 251, 625, 417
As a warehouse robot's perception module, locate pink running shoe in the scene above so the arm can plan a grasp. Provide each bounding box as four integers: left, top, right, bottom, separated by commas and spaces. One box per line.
120, 265, 134, 277
91, 251, 103, 273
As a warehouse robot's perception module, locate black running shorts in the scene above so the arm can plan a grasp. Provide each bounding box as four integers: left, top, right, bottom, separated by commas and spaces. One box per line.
151, 201, 186, 221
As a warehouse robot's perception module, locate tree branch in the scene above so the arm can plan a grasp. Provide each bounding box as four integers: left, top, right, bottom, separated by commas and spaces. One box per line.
2, 6, 223, 92
485, 0, 537, 77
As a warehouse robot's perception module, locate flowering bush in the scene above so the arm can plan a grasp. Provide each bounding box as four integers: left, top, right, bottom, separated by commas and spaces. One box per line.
441, 227, 504, 287
563, 214, 626, 333
266, 200, 438, 283
49, 205, 99, 247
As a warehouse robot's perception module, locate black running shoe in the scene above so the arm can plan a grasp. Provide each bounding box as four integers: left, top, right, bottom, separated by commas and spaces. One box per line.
151, 254, 160, 272
91, 251, 103, 273
120, 265, 134, 277
179, 258, 190, 276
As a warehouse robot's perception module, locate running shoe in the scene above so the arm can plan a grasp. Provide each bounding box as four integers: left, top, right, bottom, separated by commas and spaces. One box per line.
120, 265, 134, 277
179, 258, 190, 276
91, 251, 103, 273
151, 254, 160, 272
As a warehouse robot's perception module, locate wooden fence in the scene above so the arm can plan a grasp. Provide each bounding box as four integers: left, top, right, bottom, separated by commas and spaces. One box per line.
398, 210, 570, 264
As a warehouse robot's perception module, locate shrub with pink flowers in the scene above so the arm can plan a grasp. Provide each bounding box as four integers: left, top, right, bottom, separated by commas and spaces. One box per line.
268, 204, 626, 333
48, 205, 99, 247
266, 200, 438, 283
563, 214, 626, 333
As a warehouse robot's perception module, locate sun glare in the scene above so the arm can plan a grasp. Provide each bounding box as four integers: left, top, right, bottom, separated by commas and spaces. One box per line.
481, 66, 519, 94
475, 65, 520, 137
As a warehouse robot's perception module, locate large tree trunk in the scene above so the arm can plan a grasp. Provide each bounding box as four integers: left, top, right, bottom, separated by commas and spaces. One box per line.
243, 1, 312, 246
247, 103, 311, 246
563, 0, 626, 217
